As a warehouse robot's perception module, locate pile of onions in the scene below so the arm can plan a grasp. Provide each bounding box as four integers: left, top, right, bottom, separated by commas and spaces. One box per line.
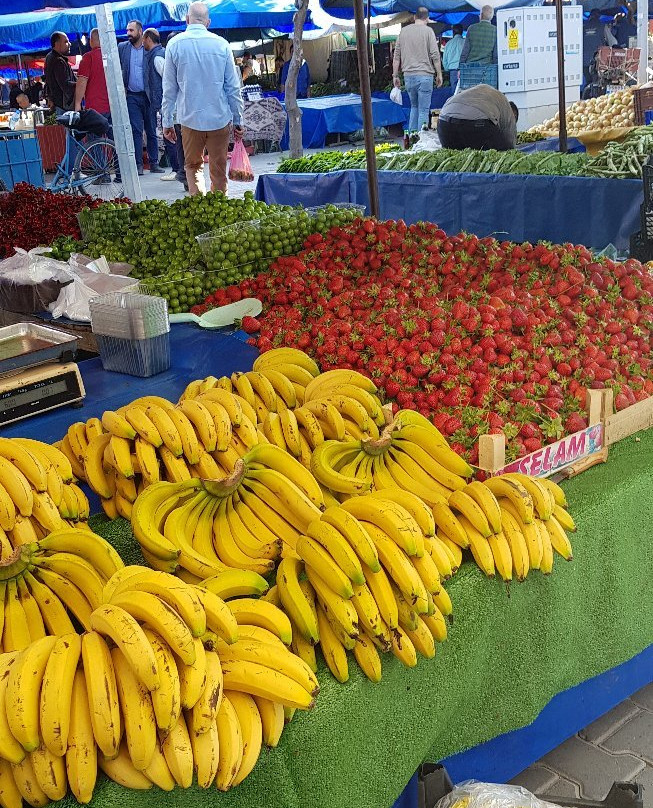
529, 87, 636, 135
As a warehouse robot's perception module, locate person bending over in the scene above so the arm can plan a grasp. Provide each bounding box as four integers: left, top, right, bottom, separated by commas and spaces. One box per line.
437, 84, 518, 151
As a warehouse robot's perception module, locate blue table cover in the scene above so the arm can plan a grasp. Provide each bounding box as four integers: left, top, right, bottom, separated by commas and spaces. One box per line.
257, 169, 642, 252
280, 93, 408, 149
518, 136, 586, 154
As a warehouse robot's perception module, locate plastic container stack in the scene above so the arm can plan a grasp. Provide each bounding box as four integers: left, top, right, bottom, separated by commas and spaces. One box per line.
89, 291, 170, 377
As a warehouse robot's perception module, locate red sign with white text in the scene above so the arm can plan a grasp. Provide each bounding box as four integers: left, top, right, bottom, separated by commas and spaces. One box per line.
495, 424, 604, 478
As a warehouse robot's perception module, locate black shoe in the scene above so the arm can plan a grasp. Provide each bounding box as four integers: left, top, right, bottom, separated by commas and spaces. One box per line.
149, 165, 165, 174
137, 168, 144, 176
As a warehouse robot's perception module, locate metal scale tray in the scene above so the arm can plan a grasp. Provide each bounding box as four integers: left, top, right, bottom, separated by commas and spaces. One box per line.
0, 323, 80, 375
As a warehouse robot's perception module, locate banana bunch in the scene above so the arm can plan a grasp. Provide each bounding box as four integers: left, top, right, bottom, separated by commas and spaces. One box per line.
130, 443, 324, 581
0, 437, 89, 546
310, 409, 473, 501
0, 526, 124, 653
58, 393, 263, 522
178, 350, 387, 464
275, 490, 453, 684
0, 566, 317, 805
446, 475, 575, 581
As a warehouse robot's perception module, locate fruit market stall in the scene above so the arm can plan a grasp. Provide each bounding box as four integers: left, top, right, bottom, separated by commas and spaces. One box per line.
0, 196, 651, 808
279, 93, 408, 149
0, 324, 650, 808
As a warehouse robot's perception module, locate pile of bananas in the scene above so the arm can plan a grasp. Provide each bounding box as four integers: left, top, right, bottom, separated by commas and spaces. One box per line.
271, 490, 454, 683
449, 474, 575, 580
57, 395, 261, 522
0, 565, 317, 805
0, 437, 89, 544
130, 444, 324, 581
180, 349, 390, 463
0, 526, 123, 651
310, 409, 474, 502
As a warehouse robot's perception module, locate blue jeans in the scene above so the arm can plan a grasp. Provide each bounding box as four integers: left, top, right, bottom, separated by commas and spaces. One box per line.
126, 91, 158, 170
404, 74, 433, 131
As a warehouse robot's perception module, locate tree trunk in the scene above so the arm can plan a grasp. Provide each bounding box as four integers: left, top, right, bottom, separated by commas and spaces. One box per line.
286, 0, 309, 159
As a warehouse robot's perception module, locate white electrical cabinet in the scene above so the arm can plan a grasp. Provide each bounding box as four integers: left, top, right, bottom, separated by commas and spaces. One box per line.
496, 6, 583, 129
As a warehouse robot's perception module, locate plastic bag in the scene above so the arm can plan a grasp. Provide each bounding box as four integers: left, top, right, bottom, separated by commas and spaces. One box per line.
435, 781, 562, 808
49, 256, 137, 322
229, 139, 254, 182
390, 86, 403, 105
0, 247, 72, 313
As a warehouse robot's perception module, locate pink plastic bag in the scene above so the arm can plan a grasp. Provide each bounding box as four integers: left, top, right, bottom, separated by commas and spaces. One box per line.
229, 139, 254, 182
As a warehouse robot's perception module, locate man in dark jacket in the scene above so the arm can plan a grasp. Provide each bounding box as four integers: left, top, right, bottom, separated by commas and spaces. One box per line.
118, 20, 163, 174
44, 32, 76, 114
143, 28, 177, 177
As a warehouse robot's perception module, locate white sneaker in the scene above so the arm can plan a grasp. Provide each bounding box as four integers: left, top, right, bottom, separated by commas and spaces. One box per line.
160, 172, 177, 181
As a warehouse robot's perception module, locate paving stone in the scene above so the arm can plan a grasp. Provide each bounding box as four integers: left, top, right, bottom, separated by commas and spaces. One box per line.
540, 735, 646, 801
602, 711, 653, 766
631, 683, 653, 713
509, 766, 559, 795
542, 775, 581, 801
579, 700, 642, 745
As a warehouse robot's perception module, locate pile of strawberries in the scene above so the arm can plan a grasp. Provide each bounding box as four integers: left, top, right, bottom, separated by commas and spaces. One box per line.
194, 219, 652, 463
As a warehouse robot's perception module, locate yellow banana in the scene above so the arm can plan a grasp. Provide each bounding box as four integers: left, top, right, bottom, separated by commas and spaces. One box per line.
342, 496, 424, 557
30, 747, 67, 801
160, 713, 193, 788
294, 407, 325, 449
11, 755, 49, 808
90, 603, 160, 692
315, 603, 349, 682
99, 741, 152, 790
111, 647, 156, 771
540, 477, 568, 507
254, 697, 285, 747
80, 631, 121, 758
276, 557, 320, 644
304, 564, 359, 639
228, 690, 263, 786
503, 473, 553, 520
464, 480, 502, 534
13, 439, 73, 484
145, 405, 184, 457
253, 347, 320, 377
362, 522, 428, 610
101, 410, 137, 440
500, 510, 531, 581
484, 476, 534, 524
2, 579, 31, 652
125, 406, 163, 447
35, 635, 80, 759
487, 531, 513, 582
458, 515, 495, 577
448, 489, 492, 537
545, 516, 574, 561
553, 504, 576, 533
390, 625, 418, 668
65, 670, 97, 804
214, 695, 243, 791
295, 534, 354, 599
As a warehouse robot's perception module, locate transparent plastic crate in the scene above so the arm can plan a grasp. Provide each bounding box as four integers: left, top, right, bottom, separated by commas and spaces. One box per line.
90, 291, 169, 340
77, 204, 131, 242
95, 332, 170, 377
137, 269, 221, 312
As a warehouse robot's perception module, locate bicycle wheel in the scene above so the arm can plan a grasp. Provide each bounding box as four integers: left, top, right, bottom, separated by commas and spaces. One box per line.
73, 138, 124, 200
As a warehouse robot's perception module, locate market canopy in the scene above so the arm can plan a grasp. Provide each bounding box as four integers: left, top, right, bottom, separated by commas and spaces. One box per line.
0, 0, 312, 56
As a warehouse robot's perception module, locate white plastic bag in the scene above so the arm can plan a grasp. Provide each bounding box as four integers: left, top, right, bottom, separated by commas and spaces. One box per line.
0, 247, 72, 313
435, 781, 562, 808
390, 86, 403, 105
48, 255, 137, 322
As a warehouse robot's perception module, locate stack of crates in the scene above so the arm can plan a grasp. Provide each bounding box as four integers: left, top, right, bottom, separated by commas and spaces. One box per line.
0, 130, 43, 190
629, 156, 653, 262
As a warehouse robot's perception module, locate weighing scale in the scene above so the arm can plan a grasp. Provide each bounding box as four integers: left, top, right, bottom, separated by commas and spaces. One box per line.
0, 323, 85, 427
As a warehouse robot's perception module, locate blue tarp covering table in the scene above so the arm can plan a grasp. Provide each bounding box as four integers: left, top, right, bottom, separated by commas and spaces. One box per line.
280, 93, 408, 150
372, 87, 455, 113
257, 169, 642, 252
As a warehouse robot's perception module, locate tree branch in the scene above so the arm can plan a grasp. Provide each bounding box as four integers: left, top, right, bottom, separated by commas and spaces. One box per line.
286, 0, 309, 159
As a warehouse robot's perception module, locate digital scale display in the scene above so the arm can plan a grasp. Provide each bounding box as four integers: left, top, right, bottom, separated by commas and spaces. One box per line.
0, 379, 68, 412
0, 365, 84, 426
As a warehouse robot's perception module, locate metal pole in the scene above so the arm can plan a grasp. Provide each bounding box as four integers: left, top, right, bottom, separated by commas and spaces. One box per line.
95, 3, 142, 202
637, 0, 648, 83
555, 0, 568, 154
353, 0, 380, 218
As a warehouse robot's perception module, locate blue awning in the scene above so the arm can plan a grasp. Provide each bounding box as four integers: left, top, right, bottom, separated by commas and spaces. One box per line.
0, 0, 310, 55
319, 0, 653, 18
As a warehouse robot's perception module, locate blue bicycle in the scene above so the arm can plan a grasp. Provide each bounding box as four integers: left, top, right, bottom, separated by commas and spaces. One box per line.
48, 111, 123, 200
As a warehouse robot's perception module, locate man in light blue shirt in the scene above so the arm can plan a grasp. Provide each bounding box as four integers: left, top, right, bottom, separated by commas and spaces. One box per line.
162, 1, 244, 195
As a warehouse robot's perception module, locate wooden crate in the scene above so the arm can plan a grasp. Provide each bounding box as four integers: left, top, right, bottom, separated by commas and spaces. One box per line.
477, 391, 652, 479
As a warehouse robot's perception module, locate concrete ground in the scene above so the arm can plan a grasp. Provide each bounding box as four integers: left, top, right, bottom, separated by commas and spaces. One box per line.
510, 682, 653, 805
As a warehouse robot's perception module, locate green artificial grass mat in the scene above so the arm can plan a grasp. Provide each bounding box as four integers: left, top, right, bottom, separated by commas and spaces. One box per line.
64, 428, 653, 808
